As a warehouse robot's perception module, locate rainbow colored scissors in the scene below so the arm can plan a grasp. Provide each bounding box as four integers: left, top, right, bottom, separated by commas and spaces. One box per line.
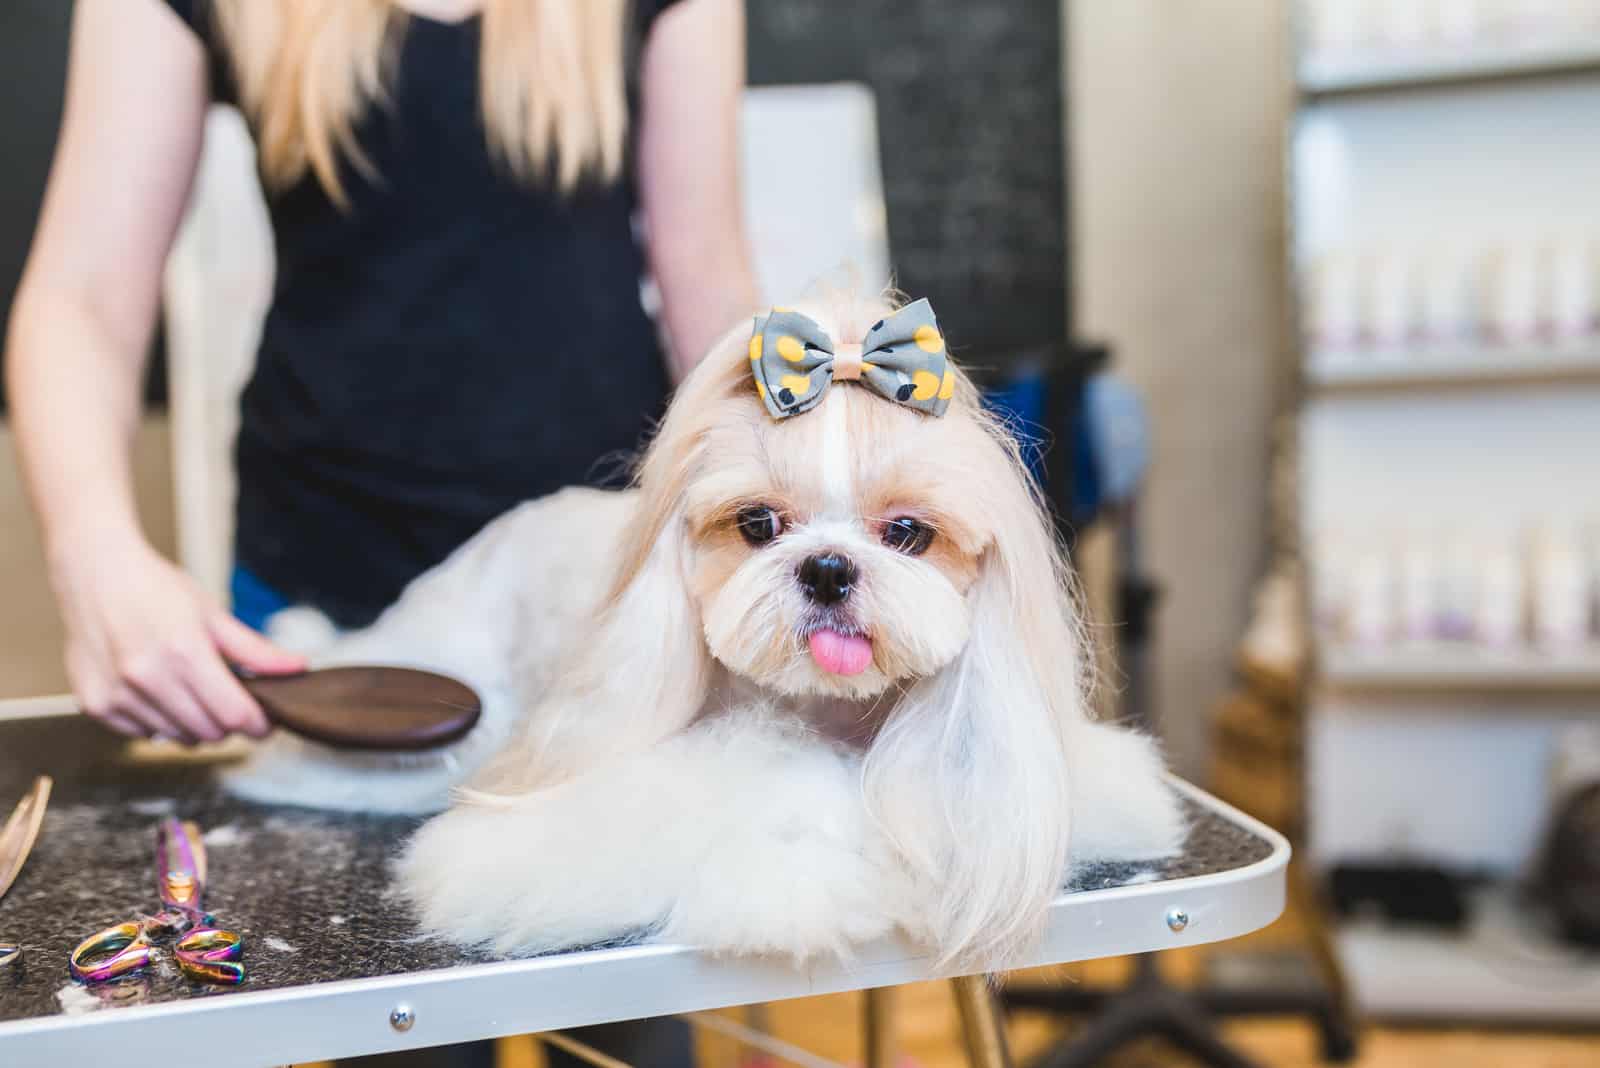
69, 818, 245, 986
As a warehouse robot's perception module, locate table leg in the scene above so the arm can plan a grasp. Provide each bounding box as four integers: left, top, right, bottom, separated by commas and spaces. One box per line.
951, 976, 1012, 1068
863, 987, 896, 1068
538, 1029, 634, 1068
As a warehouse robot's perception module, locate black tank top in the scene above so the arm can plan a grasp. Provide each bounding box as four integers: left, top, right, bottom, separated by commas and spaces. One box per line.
163, 1, 679, 626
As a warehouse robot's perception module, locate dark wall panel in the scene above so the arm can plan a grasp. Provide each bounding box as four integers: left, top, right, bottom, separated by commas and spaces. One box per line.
0, 1, 73, 412
746, 0, 1071, 361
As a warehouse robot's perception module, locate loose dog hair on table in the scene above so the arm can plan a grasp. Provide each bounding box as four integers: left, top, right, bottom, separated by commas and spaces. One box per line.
224, 293, 1184, 966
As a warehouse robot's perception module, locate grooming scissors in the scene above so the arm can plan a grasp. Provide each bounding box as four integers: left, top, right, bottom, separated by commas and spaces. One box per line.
0, 776, 53, 968
69, 818, 245, 985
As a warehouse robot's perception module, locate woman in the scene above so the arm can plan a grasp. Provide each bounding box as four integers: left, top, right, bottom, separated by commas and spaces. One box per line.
7, 0, 757, 747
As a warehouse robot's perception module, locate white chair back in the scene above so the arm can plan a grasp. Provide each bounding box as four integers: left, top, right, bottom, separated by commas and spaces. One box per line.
739, 82, 890, 304
162, 84, 889, 603
162, 107, 273, 601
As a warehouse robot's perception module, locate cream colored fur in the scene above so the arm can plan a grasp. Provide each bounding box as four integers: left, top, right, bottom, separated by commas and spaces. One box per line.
223, 294, 1186, 967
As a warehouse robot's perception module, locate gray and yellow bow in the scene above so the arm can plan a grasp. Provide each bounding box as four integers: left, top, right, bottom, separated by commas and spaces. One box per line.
749, 298, 954, 419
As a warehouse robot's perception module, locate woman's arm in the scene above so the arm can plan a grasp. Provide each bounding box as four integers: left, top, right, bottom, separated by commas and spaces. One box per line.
6, 0, 301, 741
636, 0, 760, 379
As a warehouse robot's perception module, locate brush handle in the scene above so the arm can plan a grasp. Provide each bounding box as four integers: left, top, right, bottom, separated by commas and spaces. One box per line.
239, 667, 482, 751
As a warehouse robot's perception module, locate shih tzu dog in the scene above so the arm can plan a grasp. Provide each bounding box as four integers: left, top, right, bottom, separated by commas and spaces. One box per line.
225, 294, 1184, 966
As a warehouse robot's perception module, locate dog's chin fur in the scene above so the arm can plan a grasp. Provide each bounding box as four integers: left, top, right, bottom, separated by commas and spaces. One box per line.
222, 293, 1186, 967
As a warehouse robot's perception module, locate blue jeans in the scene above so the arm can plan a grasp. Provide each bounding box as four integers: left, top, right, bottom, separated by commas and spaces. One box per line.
230, 565, 291, 632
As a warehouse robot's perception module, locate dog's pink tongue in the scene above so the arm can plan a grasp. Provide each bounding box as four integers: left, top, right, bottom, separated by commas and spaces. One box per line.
808, 629, 873, 676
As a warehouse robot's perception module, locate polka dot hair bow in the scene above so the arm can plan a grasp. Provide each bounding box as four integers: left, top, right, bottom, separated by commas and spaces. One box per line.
749, 298, 955, 419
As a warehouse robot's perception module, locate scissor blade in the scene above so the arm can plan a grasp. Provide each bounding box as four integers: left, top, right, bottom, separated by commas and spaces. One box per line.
155, 818, 209, 913
0, 776, 52, 901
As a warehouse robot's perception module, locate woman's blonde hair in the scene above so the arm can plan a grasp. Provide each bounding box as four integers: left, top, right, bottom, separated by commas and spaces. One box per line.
211, 0, 632, 205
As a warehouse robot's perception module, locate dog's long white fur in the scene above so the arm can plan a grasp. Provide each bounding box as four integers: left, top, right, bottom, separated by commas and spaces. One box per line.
222, 294, 1186, 967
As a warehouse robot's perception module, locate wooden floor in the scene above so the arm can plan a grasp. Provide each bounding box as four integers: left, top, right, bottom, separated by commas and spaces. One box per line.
477, 961, 1600, 1068
461, 951, 1600, 1068
479, 929, 1600, 1068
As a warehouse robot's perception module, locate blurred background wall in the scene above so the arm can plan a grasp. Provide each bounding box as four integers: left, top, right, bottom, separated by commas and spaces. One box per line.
1068, 0, 1290, 776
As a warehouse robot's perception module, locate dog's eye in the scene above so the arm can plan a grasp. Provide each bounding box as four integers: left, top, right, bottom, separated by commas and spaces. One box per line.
736, 505, 784, 546
881, 517, 935, 555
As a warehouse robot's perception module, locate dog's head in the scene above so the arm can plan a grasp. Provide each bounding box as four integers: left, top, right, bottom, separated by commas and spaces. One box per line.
618, 296, 1080, 705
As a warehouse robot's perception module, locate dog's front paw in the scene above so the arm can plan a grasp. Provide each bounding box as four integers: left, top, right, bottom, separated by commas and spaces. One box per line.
399, 796, 671, 956
660, 834, 903, 962
657, 783, 908, 962
401, 713, 920, 962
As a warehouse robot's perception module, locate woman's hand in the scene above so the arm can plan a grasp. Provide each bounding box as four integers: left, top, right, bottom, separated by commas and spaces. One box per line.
52, 528, 305, 743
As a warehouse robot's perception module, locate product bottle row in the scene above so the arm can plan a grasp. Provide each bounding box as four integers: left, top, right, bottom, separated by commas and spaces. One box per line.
1304, 240, 1599, 358
1312, 524, 1600, 650
1302, 0, 1600, 59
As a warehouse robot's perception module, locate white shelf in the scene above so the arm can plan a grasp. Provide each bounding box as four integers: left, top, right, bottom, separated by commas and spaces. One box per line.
1320, 643, 1600, 691
1301, 37, 1600, 95
1338, 886, 1600, 1022
1306, 344, 1600, 390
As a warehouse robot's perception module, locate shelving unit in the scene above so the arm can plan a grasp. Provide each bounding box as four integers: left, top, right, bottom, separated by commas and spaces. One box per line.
1293, 3, 1600, 1025
1320, 643, 1600, 691
1307, 344, 1600, 390
1301, 35, 1600, 95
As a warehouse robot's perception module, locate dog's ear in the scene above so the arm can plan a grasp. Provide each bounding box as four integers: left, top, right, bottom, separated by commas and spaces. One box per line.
468, 331, 759, 796
469, 504, 711, 795
861, 418, 1089, 967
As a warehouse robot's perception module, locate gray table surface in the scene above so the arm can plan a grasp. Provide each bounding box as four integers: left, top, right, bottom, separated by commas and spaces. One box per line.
0, 712, 1286, 1063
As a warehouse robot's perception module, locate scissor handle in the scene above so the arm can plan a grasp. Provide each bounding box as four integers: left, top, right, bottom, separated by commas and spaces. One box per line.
69, 922, 154, 983
71, 820, 244, 986
175, 926, 245, 985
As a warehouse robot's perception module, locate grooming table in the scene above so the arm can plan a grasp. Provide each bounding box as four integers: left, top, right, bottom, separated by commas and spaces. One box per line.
0, 701, 1288, 1066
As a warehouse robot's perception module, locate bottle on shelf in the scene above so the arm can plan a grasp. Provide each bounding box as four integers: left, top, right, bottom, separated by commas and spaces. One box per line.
1435, 0, 1483, 43
1304, 0, 1372, 56
1530, 525, 1591, 648
1377, 0, 1431, 49
1550, 237, 1598, 343
1487, 240, 1551, 346
1310, 531, 1356, 636
1306, 251, 1369, 352
1504, 0, 1570, 41
1586, 522, 1600, 638
1349, 543, 1396, 646
1437, 534, 1482, 641
1398, 533, 1441, 640
1474, 535, 1525, 647
1418, 242, 1483, 348
1370, 246, 1422, 349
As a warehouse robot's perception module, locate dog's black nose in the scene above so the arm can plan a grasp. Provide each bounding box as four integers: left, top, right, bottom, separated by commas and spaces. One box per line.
797, 553, 857, 606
